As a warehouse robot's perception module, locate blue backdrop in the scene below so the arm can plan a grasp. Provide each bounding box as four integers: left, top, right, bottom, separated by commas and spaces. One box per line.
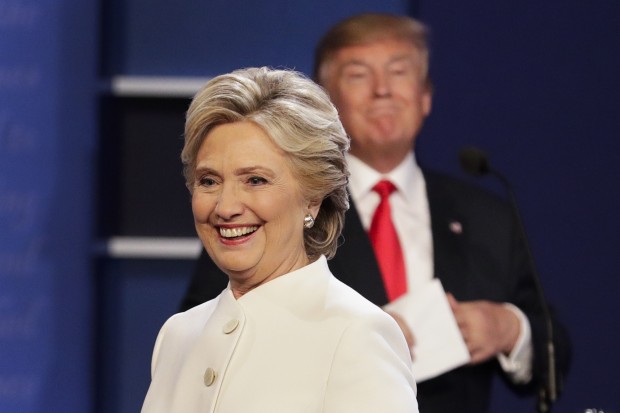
0, 1, 97, 412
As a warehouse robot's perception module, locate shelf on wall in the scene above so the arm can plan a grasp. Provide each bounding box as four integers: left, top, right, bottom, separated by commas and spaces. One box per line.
109, 76, 211, 98
96, 236, 202, 259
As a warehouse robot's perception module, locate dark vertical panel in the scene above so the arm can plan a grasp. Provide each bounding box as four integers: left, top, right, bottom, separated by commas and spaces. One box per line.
96, 97, 195, 237
418, 1, 620, 411
99, 0, 127, 76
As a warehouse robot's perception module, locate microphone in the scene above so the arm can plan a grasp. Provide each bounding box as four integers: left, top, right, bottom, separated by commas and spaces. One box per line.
459, 146, 490, 177
459, 146, 558, 413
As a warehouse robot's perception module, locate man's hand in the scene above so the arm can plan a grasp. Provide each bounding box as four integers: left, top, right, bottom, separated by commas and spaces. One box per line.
447, 293, 520, 365
385, 310, 416, 359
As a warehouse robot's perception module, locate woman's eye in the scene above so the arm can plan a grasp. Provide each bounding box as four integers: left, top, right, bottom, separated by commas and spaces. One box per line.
198, 176, 216, 187
248, 176, 267, 185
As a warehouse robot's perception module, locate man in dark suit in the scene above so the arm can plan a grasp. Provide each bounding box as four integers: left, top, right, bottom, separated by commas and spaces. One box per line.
179, 13, 570, 413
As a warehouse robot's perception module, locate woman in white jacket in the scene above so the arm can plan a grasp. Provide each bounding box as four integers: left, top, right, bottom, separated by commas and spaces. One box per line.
141, 67, 418, 413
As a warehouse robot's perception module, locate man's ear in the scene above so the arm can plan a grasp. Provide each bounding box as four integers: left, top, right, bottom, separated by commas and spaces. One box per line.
422, 87, 433, 117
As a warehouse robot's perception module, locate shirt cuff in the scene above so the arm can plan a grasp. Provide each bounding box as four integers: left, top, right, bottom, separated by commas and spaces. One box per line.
497, 303, 533, 384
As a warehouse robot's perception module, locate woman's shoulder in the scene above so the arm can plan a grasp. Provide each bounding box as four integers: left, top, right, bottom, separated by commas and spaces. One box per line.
326, 274, 395, 323
323, 274, 417, 411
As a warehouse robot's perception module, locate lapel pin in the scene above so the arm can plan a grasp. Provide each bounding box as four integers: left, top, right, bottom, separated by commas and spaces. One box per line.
449, 221, 463, 234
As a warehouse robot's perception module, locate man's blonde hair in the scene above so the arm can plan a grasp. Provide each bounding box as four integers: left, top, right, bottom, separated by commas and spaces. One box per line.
313, 13, 431, 87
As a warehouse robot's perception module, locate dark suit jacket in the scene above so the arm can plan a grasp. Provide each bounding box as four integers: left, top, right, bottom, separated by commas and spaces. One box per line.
179, 168, 571, 413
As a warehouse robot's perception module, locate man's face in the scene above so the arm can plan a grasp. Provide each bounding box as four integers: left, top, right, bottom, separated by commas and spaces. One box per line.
322, 39, 432, 172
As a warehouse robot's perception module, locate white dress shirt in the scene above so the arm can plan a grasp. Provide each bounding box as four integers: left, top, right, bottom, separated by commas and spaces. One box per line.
346, 152, 532, 383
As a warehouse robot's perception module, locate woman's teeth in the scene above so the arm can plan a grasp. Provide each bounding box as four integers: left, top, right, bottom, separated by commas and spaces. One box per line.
219, 226, 258, 238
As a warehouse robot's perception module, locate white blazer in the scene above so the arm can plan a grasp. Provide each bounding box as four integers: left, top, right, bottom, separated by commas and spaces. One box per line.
142, 256, 418, 413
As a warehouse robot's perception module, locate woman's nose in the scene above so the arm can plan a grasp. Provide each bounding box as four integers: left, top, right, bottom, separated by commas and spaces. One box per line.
214, 184, 244, 220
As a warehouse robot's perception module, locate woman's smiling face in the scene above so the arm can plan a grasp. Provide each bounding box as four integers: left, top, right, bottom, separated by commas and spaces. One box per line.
191, 121, 317, 296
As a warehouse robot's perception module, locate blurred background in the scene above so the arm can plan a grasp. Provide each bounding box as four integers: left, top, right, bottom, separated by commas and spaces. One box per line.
1, 0, 619, 412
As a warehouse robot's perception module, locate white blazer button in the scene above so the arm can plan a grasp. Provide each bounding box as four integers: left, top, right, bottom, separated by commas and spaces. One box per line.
204, 368, 216, 386
223, 319, 240, 334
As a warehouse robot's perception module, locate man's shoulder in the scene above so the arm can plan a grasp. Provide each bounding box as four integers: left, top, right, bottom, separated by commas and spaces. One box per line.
421, 167, 507, 208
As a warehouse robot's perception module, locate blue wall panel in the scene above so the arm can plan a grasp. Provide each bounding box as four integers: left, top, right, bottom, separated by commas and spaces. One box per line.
0, 1, 98, 412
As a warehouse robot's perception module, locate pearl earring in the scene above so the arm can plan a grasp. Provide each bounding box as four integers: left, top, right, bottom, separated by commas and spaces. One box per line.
303, 214, 315, 229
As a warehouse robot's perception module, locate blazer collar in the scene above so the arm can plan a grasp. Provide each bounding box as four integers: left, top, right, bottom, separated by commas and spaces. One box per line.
234, 256, 332, 313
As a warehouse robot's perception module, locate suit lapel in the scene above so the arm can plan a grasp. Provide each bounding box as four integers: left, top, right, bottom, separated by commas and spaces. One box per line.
424, 170, 470, 298
329, 199, 389, 306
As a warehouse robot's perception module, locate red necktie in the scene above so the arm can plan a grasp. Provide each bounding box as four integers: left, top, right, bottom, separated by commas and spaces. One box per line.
368, 180, 407, 301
